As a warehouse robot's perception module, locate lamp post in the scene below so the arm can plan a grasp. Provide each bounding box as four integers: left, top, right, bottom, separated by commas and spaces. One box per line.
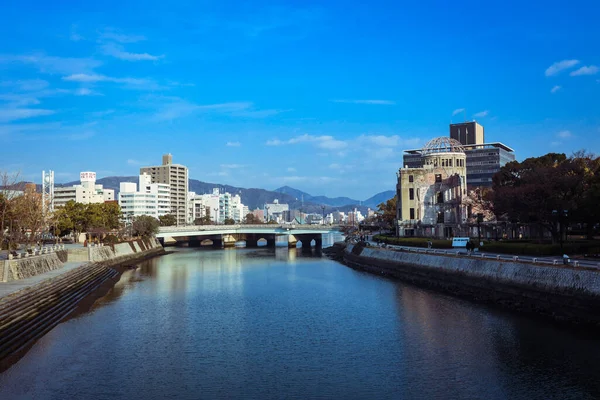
321, 205, 326, 225
476, 213, 484, 248
552, 209, 569, 252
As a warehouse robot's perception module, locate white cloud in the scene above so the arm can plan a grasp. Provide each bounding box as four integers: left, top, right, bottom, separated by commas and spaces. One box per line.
127, 159, 148, 165
473, 110, 489, 118
62, 73, 149, 86
99, 28, 146, 43
556, 130, 572, 139
101, 43, 163, 61
452, 108, 465, 116
220, 164, 246, 169
226, 141, 241, 147
551, 85, 561, 93
153, 99, 257, 121
70, 24, 84, 41
0, 79, 49, 92
331, 99, 395, 105
75, 88, 101, 96
570, 65, 599, 76
0, 108, 55, 122
266, 134, 348, 150
356, 134, 399, 147
0, 53, 101, 75
545, 59, 580, 76
287, 167, 296, 172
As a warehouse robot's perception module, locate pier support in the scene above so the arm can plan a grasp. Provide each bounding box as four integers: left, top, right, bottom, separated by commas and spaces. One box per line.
288, 234, 298, 248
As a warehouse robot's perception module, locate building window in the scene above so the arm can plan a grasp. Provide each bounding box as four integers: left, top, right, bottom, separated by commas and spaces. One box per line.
435, 174, 442, 183
449, 159, 452, 167
408, 175, 414, 183
437, 212, 444, 223
409, 188, 414, 200
409, 208, 415, 219
437, 192, 444, 204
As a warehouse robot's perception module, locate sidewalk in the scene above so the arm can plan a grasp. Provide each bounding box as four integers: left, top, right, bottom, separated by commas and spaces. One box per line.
365, 240, 600, 270
0, 261, 88, 300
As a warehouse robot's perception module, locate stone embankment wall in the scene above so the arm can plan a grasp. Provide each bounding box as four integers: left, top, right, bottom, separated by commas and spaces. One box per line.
1, 238, 164, 283
343, 244, 600, 326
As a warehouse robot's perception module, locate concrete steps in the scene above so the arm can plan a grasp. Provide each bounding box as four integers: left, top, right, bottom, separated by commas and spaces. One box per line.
0, 264, 118, 366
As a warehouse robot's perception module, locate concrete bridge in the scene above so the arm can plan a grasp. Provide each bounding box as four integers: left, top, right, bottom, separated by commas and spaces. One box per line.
157, 224, 342, 249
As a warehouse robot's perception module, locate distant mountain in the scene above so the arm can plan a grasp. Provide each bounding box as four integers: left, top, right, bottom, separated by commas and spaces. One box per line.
274, 186, 395, 209
50, 177, 386, 214
363, 191, 396, 208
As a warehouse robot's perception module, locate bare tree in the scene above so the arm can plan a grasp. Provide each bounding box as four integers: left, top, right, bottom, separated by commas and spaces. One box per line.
0, 170, 22, 250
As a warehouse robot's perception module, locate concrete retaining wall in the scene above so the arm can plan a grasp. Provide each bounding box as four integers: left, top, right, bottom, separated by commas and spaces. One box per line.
1, 250, 69, 282
2, 238, 163, 283
344, 244, 600, 326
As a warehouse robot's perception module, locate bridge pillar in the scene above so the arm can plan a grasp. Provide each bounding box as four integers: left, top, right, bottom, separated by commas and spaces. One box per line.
243, 234, 259, 248
189, 238, 202, 247
288, 234, 298, 248
266, 235, 276, 248
222, 234, 237, 248
212, 238, 223, 249
314, 235, 323, 249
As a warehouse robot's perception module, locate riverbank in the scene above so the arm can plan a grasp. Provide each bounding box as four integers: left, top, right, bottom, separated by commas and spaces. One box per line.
336, 242, 600, 327
0, 238, 165, 373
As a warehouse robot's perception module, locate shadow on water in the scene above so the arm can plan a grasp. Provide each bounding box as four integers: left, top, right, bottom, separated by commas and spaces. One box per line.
393, 283, 600, 399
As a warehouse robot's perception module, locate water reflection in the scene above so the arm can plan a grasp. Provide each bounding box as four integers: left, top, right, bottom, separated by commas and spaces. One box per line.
1, 246, 599, 400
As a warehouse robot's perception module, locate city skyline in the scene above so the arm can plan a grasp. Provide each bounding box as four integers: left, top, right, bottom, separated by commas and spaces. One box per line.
1, 1, 599, 198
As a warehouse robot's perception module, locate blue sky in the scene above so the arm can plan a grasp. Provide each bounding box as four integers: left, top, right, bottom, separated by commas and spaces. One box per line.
1, 0, 599, 199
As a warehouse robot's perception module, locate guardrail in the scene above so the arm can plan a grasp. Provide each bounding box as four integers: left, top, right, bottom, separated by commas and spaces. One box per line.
363, 242, 600, 270
158, 224, 342, 232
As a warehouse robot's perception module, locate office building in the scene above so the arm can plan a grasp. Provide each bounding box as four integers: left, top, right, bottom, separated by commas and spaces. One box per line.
396, 137, 468, 238
188, 188, 247, 224
264, 199, 289, 222
140, 154, 188, 226
54, 172, 115, 208
119, 173, 171, 219
449, 121, 485, 145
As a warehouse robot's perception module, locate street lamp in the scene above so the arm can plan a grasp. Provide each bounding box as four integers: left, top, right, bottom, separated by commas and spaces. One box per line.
476, 213, 484, 248
552, 209, 569, 251
321, 205, 326, 225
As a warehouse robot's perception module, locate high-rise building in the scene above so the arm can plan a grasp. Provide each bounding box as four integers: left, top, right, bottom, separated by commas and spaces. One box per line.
54, 172, 115, 208
403, 123, 515, 188
119, 173, 171, 220
187, 188, 246, 224
450, 122, 484, 145
140, 154, 188, 226
397, 137, 469, 238
264, 199, 289, 222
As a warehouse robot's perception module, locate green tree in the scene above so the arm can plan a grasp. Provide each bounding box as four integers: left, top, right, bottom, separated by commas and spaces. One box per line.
492, 152, 594, 242
377, 195, 397, 229
223, 218, 236, 225
159, 214, 177, 226
132, 215, 160, 238
243, 213, 262, 224
194, 208, 212, 225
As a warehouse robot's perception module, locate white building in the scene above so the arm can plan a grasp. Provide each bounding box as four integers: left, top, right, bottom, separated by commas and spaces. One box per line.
264, 199, 289, 222
188, 188, 246, 224
119, 173, 171, 219
140, 154, 188, 226
54, 172, 115, 208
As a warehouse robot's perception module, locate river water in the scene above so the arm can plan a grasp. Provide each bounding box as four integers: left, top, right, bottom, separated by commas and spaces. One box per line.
1, 242, 600, 399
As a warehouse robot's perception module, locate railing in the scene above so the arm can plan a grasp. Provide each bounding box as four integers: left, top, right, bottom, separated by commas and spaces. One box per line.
363, 243, 600, 269
159, 224, 342, 232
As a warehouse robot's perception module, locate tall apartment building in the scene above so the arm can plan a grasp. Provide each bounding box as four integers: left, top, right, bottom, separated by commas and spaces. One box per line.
54, 172, 115, 208
140, 154, 188, 226
264, 199, 289, 222
188, 188, 247, 224
119, 173, 171, 220
403, 123, 515, 188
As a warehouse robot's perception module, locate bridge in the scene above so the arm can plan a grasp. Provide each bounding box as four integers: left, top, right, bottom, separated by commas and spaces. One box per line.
157, 224, 342, 249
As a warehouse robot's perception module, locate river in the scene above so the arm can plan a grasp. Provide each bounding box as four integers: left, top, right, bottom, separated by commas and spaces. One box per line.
1, 242, 600, 399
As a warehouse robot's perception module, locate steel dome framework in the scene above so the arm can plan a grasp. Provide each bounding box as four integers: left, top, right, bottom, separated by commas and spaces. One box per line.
421, 137, 466, 155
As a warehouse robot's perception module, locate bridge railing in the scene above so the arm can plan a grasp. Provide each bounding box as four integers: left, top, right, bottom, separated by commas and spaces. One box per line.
158, 224, 342, 233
